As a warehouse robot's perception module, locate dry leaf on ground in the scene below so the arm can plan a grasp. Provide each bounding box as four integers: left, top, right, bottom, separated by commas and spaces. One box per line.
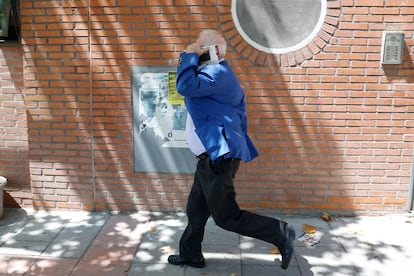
302, 223, 317, 234
321, 212, 332, 222
271, 245, 280, 254
160, 245, 172, 254
348, 228, 360, 235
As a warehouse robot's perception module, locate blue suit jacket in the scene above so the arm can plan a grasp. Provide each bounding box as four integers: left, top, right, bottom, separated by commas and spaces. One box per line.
176, 52, 259, 162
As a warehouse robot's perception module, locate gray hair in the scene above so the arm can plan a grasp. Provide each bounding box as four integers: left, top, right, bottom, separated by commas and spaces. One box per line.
198, 29, 227, 58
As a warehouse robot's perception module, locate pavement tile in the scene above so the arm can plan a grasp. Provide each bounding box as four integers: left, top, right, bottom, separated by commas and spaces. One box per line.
239, 236, 280, 266
42, 212, 109, 258
0, 255, 36, 275
89, 214, 148, 248
135, 252, 170, 266
133, 213, 186, 265
25, 258, 79, 276
185, 258, 241, 276
128, 262, 184, 276
73, 213, 150, 275
0, 209, 34, 245
203, 244, 240, 261
0, 211, 72, 258
243, 263, 301, 276
328, 214, 414, 276
203, 218, 240, 247
0, 240, 50, 256
73, 246, 134, 274
72, 260, 132, 276
295, 245, 358, 276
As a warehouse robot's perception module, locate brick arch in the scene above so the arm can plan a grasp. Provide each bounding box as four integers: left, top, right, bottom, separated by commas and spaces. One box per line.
217, 0, 341, 67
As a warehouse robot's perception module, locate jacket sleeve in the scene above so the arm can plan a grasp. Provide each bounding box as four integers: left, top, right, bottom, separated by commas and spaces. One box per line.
176, 52, 220, 98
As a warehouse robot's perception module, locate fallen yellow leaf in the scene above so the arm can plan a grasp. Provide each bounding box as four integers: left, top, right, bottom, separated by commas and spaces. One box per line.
348, 228, 360, 235
271, 245, 280, 254
160, 245, 172, 254
302, 223, 317, 234
321, 212, 332, 222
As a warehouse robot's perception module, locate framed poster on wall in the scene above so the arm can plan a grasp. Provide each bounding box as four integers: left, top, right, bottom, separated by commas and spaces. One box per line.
132, 66, 195, 173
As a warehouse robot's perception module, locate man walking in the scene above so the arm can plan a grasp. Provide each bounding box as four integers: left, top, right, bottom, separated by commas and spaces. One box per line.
168, 29, 295, 270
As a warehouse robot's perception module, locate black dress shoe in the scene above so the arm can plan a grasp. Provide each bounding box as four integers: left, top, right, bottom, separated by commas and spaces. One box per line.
167, 254, 206, 268
280, 225, 296, 270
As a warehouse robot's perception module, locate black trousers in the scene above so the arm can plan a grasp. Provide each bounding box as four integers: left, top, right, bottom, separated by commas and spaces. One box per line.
179, 156, 287, 259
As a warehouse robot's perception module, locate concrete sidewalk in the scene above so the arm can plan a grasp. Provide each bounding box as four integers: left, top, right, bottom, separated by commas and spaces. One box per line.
0, 208, 413, 276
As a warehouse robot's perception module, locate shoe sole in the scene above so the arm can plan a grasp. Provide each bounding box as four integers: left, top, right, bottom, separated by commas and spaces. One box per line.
170, 261, 205, 268
186, 262, 205, 268
168, 256, 205, 268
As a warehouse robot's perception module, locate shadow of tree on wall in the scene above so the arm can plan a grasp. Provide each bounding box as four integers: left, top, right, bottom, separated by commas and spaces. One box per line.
219, 0, 414, 214
221, 44, 349, 214
212, 1, 357, 215
88, 2, 197, 211
4, 0, 363, 215
21, 0, 94, 210
237, 63, 347, 214
0, 42, 31, 206
18, 0, 200, 212
6, 0, 411, 218
1, 0, 412, 274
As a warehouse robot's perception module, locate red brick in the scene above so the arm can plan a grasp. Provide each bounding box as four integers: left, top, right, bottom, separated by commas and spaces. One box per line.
1, 1, 411, 214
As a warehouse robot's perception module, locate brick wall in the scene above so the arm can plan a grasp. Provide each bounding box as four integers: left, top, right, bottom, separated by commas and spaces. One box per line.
0, 42, 31, 207
0, 0, 413, 214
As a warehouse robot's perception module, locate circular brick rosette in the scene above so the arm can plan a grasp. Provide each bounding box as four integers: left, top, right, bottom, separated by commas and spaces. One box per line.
217, 0, 341, 67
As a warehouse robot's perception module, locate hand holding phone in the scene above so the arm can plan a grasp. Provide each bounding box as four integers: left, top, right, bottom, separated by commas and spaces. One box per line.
185, 43, 208, 55
202, 45, 219, 64
198, 45, 219, 65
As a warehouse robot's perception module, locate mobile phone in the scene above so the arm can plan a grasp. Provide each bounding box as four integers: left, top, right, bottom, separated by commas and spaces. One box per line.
198, 52, 210, 65
199, 45, 219, 64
